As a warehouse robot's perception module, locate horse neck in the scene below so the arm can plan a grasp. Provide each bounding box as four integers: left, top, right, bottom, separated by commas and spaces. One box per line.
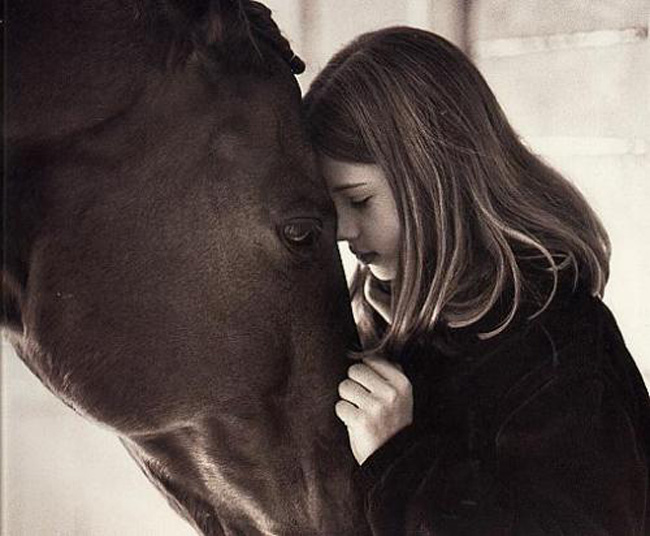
121, 411, 363, 536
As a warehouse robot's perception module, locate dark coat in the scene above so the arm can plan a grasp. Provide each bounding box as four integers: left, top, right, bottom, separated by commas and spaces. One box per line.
356, 288, 650, 535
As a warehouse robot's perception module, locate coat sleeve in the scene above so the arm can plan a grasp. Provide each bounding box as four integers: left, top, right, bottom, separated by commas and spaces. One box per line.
356, 370, 649, 536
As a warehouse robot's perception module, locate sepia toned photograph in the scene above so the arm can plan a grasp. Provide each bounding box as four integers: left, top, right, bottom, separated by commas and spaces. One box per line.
3, 1, 650, 534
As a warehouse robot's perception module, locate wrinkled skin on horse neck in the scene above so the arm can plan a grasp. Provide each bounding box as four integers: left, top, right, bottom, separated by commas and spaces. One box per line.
4, 2, 367, 534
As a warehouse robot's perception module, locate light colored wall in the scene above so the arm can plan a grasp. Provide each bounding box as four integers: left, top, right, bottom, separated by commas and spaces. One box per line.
268, 0, 468, 90
470, 0, 650, 378
3, 1, 649, 534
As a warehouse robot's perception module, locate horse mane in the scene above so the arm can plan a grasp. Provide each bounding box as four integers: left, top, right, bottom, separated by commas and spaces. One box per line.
154, 0, 305, 75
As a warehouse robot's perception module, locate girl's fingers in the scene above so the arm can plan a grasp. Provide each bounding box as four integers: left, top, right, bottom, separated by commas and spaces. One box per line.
363, 358, 410, 391
338, 378, 375, 409
347, 363, 395, 398
335, 399, 360, 425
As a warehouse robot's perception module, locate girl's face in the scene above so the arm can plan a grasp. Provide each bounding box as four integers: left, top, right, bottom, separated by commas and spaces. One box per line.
320, 155, 401, 281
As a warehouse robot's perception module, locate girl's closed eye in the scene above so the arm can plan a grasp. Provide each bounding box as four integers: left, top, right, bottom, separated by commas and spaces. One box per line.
350, 196, 371, 208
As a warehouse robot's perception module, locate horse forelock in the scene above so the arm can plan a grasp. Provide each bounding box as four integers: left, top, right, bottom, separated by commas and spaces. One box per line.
152, 0, 305, 76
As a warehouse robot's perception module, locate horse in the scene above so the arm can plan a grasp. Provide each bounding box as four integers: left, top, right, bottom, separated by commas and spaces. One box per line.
3, 1, 368, 534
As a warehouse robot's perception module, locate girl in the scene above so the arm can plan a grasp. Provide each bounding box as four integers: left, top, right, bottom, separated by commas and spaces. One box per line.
304, 27, 650, 535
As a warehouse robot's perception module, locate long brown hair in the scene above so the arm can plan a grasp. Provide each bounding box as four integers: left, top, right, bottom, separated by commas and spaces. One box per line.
304, 27, 610, 358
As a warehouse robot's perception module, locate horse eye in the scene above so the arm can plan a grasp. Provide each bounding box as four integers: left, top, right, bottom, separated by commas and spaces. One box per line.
281, 219, 322, 247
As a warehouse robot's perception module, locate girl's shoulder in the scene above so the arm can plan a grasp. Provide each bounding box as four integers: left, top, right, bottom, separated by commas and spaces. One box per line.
410, 288, 645, 416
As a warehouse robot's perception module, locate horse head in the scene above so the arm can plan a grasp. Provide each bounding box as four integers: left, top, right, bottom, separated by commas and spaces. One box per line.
4, 1, 366, 533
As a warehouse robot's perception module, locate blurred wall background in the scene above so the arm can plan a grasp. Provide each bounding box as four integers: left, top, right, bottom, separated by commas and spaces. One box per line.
3, 1, 649, 534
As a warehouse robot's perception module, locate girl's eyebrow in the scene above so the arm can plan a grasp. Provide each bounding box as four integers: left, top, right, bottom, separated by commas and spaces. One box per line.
332, 182, 367, 193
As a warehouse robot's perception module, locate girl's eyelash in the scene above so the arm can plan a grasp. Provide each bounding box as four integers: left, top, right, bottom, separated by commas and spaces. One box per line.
350, 196, 371, 208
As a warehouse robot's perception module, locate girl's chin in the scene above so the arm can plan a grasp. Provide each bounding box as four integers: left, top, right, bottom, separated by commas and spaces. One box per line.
368, 264, 395, 282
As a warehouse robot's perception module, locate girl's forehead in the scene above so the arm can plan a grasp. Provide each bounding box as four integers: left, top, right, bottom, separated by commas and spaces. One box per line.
318, 154, 386, 189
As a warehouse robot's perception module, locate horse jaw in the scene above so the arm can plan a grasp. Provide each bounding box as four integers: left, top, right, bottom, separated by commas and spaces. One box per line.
120, 413, 364, 536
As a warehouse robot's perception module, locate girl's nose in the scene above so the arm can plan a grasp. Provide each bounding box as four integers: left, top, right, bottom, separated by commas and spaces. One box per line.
336, 208, 359, 242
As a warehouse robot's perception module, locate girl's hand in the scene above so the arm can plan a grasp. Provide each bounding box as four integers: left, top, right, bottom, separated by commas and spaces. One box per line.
335, 358, 413, 465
